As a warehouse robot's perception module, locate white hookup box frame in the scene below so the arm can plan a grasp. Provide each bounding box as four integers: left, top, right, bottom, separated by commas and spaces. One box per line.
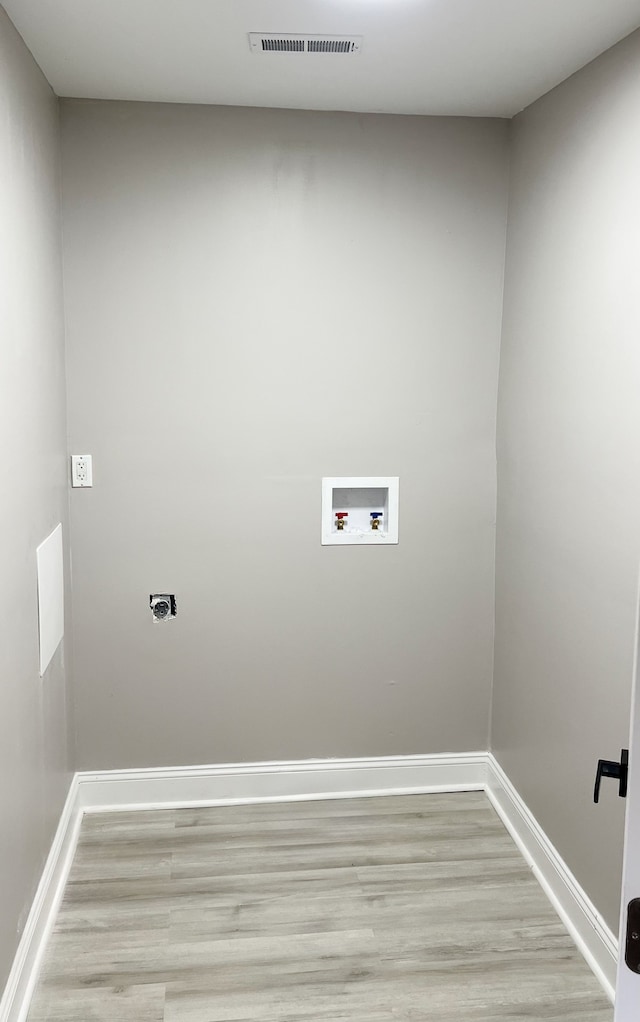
321, 477, 399, 545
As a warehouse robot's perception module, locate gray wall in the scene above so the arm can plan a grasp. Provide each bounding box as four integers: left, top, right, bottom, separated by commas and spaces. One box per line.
61, 102, 509, 770
0, 8, 72, 994
492, 29, 640, 930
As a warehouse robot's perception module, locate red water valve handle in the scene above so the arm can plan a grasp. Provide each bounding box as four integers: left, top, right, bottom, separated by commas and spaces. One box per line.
335, 513, 349, 519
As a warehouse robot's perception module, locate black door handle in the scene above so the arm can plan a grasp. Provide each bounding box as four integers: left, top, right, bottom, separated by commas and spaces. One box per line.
594, 749, 628, 803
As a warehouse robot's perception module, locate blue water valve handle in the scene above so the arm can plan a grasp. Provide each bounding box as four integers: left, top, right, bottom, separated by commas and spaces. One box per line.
370, 512, 382, 518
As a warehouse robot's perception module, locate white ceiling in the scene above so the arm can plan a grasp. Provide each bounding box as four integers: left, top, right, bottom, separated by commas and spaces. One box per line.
5, 0, 640, 118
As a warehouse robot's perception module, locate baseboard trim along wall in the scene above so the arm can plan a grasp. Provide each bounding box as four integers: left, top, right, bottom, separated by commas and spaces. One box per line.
0, 751, 618, 1022
0, 775, 83, 1022
485, 754, 618, 1000
75, 752, 488, 811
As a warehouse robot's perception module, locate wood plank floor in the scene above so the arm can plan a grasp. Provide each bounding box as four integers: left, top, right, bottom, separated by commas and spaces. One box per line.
26, 792, 613, 1022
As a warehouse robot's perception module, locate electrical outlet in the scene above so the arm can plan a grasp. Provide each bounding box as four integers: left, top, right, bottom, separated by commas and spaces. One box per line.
150, 594, 177, 622
71, 454, 93, 487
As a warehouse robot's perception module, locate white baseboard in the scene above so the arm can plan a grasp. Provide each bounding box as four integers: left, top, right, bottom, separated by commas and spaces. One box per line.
1, 751, 619, 1020
76, 752, 488, 812
0, 775, 83, 1022
485, 753, 618, 1001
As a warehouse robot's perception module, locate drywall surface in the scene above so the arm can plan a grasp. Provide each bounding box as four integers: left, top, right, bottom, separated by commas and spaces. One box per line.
493, 29, 640, 930
61, 102, 509, 769
0, 7, 72, 995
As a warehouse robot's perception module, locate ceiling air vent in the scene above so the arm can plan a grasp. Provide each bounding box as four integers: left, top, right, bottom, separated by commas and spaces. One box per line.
249, 34, 362, 55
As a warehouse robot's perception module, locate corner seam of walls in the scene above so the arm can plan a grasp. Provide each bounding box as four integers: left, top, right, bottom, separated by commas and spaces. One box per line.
56, 94, 77, 777
487, 114, 516, 756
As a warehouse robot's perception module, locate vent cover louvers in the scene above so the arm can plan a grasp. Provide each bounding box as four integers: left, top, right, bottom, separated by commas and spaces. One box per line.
249, 34, 362, 55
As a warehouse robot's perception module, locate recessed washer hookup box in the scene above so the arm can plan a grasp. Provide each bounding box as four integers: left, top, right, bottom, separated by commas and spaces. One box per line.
321, 477, 399, 546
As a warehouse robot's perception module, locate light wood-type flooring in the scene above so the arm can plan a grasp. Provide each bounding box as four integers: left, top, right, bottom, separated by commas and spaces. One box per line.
27, 792, 613, 1022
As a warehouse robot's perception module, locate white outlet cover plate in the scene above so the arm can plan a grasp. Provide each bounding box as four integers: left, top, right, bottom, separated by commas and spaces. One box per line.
321, 476, 399, 546
71, 454, 93, 487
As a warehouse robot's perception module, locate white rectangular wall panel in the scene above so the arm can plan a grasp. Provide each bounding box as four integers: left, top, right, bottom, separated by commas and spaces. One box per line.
36, 523, 64, 676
